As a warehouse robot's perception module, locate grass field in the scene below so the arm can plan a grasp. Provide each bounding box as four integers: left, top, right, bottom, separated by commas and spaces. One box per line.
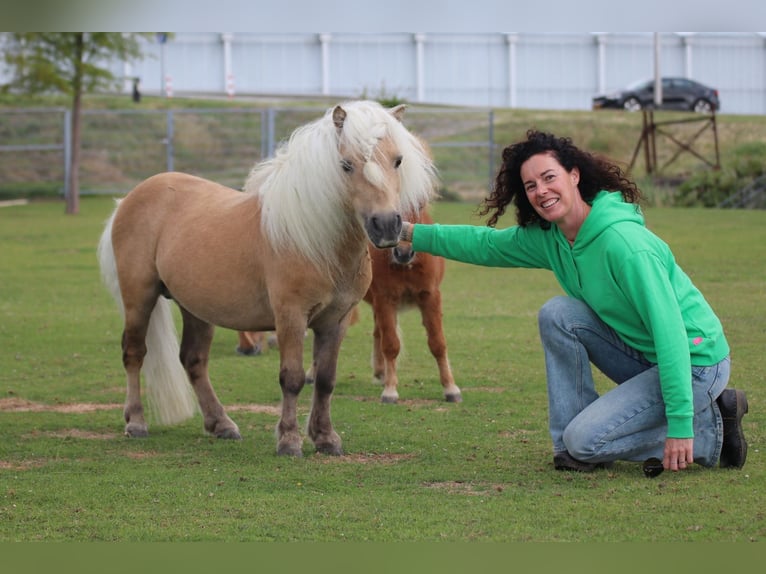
0, 196, 764, 542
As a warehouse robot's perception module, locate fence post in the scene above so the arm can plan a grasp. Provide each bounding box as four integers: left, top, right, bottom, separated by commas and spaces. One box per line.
63, 109, 71, 198
166, 109, 175, 172
266, 108, 276, 158
487, 109, 495, 192
259, 109, 268, 161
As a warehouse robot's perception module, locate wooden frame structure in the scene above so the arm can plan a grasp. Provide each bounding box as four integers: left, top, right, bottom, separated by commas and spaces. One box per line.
629, 110, 720, 175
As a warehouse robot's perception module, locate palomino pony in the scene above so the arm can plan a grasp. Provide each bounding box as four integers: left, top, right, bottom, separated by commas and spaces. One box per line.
362, 208, 461, 404
97, 100, 437, 456
237, 209, 461, 404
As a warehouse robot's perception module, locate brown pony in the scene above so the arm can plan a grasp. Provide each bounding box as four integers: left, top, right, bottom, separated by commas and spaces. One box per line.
97, 100, 437, 456
237, 209, 460, 404
363, 209, 461, 404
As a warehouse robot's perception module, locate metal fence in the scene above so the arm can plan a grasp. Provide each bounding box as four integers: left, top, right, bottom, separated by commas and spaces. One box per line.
0, 107, 496, 201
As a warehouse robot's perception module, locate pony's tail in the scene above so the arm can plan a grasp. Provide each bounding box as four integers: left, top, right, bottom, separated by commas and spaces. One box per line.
97, 203, 198, 426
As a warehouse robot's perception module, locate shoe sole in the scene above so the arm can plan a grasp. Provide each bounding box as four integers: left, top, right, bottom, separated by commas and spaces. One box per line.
720, 390, 748, 469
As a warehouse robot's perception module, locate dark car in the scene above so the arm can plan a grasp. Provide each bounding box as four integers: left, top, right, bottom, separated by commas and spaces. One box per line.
592, 77, 720, 113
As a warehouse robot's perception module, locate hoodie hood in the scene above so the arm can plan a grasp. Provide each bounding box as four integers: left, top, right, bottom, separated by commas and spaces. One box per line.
570, 190, 645, 251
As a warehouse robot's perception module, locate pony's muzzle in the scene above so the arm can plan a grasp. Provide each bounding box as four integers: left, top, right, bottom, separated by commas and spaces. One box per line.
364, 212, 402, 249
392, 244, 416, 265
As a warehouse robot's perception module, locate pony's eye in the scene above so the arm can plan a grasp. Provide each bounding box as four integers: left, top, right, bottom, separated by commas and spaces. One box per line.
341, 159, 353, 173
394, 156, 403, 168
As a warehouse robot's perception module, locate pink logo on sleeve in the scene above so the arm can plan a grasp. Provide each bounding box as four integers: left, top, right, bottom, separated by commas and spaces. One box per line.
693, 337, 703, 345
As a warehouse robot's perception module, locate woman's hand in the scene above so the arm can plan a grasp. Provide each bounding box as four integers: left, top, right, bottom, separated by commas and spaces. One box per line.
398, 221, 413, 243
663, 437, 694, 471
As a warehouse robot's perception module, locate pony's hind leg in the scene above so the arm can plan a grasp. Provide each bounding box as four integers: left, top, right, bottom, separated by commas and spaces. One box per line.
419, 290, 461, 403
236, 331, 265, 356
307, 325, 344, 455
121, 283, 175, 437
179, 307, 241, 439
122, 316, 151, 437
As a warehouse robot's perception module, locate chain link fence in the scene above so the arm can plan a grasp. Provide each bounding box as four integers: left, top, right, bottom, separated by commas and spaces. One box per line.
0, 107, 496, 202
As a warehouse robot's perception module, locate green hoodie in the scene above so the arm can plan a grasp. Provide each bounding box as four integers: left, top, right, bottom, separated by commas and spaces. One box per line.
412, 191, 729, 438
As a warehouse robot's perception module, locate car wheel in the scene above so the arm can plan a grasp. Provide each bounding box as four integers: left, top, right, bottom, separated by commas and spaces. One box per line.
623, 97, 642, 112
692, 99, 713, 113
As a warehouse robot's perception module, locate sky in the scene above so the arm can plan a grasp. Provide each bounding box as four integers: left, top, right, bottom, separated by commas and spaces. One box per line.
3, 0, 764, 33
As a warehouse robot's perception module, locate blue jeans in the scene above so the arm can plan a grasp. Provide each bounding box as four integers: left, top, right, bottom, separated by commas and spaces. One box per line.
538, 296, 729, 467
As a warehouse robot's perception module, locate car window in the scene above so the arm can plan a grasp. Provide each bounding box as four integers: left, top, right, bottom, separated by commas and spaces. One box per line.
626, 79, 652, 91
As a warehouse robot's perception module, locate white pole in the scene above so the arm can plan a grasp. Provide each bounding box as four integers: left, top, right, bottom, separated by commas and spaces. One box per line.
320, 34, 331, 96
683, 35, 693, 78
654, 32, 662, 107
415, 33, 426, 103
222, 33, 234, 96
596, 34, 607, 95
506, 34, 518, 108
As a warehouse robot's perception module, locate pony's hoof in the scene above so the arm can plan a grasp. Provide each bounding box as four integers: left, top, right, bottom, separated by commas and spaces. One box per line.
380, 395, 399, 404
124, 423, 149, 438
313, 431, 343, 456
315, 443, 344, 456
445, 392, 463, 403
276, 442, 304, 457
236, 345, 262, 356
216, 428, 242, 440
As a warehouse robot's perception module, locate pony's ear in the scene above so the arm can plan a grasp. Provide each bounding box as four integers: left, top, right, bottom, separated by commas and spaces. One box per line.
332, 106, 347, 131
390, 104, 407, 122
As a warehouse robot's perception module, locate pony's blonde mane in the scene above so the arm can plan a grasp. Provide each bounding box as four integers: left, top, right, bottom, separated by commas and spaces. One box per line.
243, 100, 438, 278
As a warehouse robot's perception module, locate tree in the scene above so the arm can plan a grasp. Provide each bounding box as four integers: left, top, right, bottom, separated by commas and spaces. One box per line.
2, 33, 152, 214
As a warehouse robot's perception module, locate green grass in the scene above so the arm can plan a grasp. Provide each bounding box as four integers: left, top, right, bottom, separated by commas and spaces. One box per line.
0, 196, 764, 542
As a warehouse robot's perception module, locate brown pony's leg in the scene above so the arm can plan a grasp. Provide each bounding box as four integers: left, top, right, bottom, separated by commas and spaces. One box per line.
372, 299, 402, 404
370, 313, 386, 384
418, 289, 462, 403
307, 324, 344, 455
236, 331, 265, 356
178, 307, 241, 439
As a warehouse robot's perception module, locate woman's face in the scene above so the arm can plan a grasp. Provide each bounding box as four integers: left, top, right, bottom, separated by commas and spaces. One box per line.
520, 152, 584, 226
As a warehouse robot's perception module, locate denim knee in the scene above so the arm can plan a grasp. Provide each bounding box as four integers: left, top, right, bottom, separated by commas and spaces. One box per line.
562, 421, 598, 461
537, 296, 574, 332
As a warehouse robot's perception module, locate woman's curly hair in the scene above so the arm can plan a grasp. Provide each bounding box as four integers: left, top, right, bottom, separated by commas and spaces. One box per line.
478, 130, 642, 228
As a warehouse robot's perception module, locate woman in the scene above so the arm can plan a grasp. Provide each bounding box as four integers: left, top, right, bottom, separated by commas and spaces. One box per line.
399, 130, 748, 474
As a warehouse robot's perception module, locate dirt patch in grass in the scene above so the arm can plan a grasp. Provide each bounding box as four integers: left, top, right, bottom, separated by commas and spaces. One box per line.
0, 459, 47, 471
423, 480, 506, 495
0, 398, 284, 417
0, 398, 121, 413
28, 429, 119, 440
315, 452, 417, 465
228, 404, 281, 416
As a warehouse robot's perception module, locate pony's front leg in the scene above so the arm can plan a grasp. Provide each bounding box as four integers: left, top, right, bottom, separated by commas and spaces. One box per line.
370, 312, 386, 384
275, 322, 309, 456
307, 326, 344, 455
179, 308, 241, 439
373, 301, 402, 404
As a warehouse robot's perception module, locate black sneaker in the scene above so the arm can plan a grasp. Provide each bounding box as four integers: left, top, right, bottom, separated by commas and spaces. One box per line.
553, 451, 613, 472
717, 389, 748, 469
